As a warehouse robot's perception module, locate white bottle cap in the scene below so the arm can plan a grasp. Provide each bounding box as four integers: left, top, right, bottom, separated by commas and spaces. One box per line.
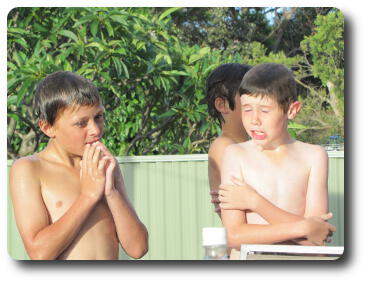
202, 227, 227, 246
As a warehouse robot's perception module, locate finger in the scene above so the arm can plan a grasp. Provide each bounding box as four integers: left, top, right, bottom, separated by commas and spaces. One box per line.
210, 190, 219, 196
218, 195, 226, 203
328, 224, 337, 232
326, 237, 332, 243
82, 144, 90, 173
98, 142, 114, 158
97, 156, 109, 172
231, 176, 245, 186
218, 184, 229, 190
219, 203, 231, 210
106, 158, 115, 176
87, 143, 97, 174
211, 198, 220, 204
320, 212, 333, 221
215, 207, 221, 213
92, 146, 102, 165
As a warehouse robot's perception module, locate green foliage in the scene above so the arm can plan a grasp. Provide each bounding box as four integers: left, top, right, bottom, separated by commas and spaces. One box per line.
7, 7, 229, 157
7, 7, 344, 158
296, 10, 344, 143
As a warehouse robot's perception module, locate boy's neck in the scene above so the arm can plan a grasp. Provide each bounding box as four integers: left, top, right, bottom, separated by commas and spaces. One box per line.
220, 124, 247, 143
41, 139, 82, 168
255, 133, 295, 152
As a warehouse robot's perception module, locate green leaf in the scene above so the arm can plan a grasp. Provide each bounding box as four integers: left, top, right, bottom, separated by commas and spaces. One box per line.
13, 38, 28, 49
73, 15, 95, 27
158, 7, 181, 21
7, 95, 17, 106
7, 112, 20, 121
112, 57, 122, 76
120, 61, 130, 78
33, 23, 49, 33
58, 30, 79, 42
188, 47, 210, 64
157, 109, 177, 120
90, 21, 99, 37
16, 80, 33, 106
105, 20, 114, 37
161, 70, 189, 76
288, 121, 308, 129
86, 42, 105, 51
110, 15, 127, 25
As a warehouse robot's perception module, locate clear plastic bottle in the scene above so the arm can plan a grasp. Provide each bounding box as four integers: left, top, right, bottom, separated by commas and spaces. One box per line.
202, 227, 229, 260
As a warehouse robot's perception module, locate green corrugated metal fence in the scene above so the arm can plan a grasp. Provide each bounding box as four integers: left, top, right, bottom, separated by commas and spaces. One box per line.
7, 153, 344, 260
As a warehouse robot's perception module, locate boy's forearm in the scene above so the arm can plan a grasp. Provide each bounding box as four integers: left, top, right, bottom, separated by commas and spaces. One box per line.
105, 189, 148, 259
27, 195, 98, 260
254, 197, 304, 224
226, 220, 307, 250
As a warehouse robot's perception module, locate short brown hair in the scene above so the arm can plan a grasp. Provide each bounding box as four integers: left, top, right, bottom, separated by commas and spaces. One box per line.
35, 71, 101, 125
239, 63, 297, 112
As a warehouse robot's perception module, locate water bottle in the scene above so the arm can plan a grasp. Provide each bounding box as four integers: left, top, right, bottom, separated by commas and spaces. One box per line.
202, 227, 229, 260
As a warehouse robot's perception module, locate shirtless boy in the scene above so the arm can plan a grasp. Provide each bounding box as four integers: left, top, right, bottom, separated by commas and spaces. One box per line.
206, 63, 251, 216
10, 71, 148, 260
219, 63, 336, 255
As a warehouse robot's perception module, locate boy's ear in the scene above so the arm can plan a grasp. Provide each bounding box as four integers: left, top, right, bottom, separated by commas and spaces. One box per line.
287, 101, 302, 119
214, 97, 230, 114
38, 120, 55, 138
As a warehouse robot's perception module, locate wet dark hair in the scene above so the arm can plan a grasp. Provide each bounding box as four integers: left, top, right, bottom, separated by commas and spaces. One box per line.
206, 63, 251, 125
239, 63, 297, 113
35, 71, 101, 125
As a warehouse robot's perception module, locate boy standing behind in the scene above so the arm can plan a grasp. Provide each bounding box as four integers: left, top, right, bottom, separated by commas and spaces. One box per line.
219, 63, 336, 254
206, 63, 251, 216
10, 71, 148, 260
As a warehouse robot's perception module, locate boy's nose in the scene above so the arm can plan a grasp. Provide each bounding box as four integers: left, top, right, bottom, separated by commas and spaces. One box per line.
89, 121, 102, 137
251, 111, 260, 125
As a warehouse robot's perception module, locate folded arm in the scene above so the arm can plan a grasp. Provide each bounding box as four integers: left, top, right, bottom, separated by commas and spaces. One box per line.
220, 145, 335, 250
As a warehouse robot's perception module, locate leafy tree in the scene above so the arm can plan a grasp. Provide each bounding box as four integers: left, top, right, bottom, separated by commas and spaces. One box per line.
295, 10, 344, 143
7, 7, 344, 159
7, 7, 233, 158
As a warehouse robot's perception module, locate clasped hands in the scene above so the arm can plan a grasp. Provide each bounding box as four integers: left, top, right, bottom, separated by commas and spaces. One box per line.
79, 141, 118, 201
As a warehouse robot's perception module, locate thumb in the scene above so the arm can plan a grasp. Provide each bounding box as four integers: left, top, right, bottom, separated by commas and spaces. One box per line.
320, 212, 333, 221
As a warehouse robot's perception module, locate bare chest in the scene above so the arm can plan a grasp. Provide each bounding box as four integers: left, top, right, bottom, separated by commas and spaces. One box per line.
38, 165, 118, 259
242, 155, 309, 215
39, 167, 82, 221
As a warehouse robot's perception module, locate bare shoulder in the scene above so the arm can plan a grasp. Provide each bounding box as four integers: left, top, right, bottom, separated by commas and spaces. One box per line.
223, 140, 251, 155
11, 155, 41, 174
208, 136, 238, 165
293, 141, 328, 163
10, 155, 41, 191
208, 136, 236, 156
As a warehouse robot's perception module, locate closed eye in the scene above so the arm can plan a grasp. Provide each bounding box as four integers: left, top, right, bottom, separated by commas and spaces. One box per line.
75, 120, 88, 128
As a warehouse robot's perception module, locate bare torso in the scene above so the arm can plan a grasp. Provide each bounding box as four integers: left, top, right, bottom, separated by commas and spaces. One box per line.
37, 155, 118, 260
230, 140, 314, 224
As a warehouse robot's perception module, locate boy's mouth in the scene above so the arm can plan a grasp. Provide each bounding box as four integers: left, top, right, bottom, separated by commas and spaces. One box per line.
251, 130, 266, 140
85, 139, 100, 145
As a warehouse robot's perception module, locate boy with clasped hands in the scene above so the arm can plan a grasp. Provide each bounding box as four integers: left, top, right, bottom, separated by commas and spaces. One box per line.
10, 71, 148, 260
